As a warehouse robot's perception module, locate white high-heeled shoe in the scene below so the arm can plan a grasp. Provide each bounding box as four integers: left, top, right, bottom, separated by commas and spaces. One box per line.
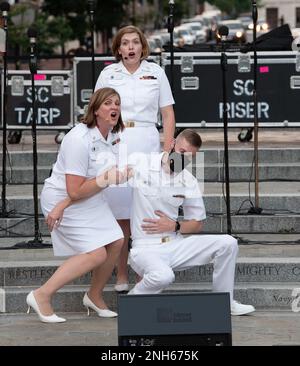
83, 293, 118, 318
26, 291, 66, 323
114, 283, 129, 292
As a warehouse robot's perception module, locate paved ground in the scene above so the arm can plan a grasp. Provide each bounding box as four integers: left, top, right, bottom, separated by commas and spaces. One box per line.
0, 310, 300, 346
0, 241, 300, 261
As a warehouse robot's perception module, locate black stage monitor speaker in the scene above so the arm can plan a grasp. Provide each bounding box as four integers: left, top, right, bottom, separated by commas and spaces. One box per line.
118, 292, 232, 346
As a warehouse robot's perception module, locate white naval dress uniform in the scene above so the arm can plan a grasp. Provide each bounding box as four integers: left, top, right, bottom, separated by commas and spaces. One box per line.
94, 59, 175, 219
40, 123, 124, 257
127, 153, 239, 302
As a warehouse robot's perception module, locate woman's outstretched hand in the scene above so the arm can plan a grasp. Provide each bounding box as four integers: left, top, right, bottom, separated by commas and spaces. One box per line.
97, 165, 134, 188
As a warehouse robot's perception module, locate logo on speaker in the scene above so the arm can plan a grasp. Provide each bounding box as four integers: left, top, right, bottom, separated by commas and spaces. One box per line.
157, 308, 192, 323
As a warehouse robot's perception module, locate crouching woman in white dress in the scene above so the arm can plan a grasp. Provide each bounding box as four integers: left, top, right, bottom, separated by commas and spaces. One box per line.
26, 88, 132, 323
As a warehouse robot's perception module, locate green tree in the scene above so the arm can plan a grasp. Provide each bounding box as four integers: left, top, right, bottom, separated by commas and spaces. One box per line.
35, 14, 73, 67
42, 0, 88, 45
43, 0, 131, 51
94, 0, 131, 52
8, 2, 74, 66
148, 0, 189, 29
8, 3, 35, 59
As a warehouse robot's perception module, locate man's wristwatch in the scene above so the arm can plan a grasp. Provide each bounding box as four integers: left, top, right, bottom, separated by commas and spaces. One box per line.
174, 220, 181, 233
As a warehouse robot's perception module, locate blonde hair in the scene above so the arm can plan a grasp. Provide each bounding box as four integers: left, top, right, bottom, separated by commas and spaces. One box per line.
112, 25, 150, 61
82, 88, 124, 133
177, 129, 202, 149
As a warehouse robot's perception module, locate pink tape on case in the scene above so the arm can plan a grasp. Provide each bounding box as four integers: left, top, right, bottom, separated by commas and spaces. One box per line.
34, 74, 46, 80
259, 66, 269, 73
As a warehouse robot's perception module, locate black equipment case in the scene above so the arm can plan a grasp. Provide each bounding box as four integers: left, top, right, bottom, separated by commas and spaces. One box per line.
162, 51, 300, 128
1, 70, 73, 130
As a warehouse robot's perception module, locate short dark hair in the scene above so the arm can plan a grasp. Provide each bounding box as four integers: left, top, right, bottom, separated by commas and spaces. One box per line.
177, 129, 202, 149
112, 25, 150, 62
81, 88, 124, 133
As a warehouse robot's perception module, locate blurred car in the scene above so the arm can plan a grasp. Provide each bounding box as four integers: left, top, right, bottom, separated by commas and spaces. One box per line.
292, 28, 300, 39
181, 22, 207, 43
217, 20, 247, 43
174, 26, 195, 45
148, 31, 179, 51
148, 35, 163, 52
158, 32, 171, 47
181, 16, 210, 41
147, 38, 160, 53
248, 19, 269, 32
237, 16, 253, 30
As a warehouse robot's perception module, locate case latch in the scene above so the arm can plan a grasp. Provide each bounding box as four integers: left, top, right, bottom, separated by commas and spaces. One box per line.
181, 56, 194, 73
181, 77, 199, 90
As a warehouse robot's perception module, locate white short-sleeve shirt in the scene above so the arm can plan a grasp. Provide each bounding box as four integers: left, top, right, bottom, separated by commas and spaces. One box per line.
95, 60, 175, 124
128, 152, 206, 240
44, 123, 120, 191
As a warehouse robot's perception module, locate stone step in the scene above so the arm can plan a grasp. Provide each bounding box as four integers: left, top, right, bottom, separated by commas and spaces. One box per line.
0, 218, 48, 237
203, 163, 300, 182
1, 167, 51, 184
0, 236, 53, 250
1, 259, 300, 286
202, 148, 300, 164
1, 148, 300, 167
0, 151, 58, 167
5, 192, 300, 216
2, 164, 300, 184
3, 181, 300, 218
1, 241, 300, 286
1, 283, 298, 313
205, 214, 300, 234
0, 233, 300, 253
1, 236, 299, 256
0, 215, 299, 237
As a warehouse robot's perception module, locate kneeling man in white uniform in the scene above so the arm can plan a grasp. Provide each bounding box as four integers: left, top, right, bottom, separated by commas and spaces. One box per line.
127, 129, 255, 316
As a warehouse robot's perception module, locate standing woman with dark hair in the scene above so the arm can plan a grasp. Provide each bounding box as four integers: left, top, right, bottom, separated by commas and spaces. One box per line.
26, 88, 132, 323
95, 26, 175, 291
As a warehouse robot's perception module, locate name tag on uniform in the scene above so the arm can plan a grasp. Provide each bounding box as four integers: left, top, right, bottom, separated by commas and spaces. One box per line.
112, 138, 120, 146
140, 75, 157, 80
173, 194, 185, 199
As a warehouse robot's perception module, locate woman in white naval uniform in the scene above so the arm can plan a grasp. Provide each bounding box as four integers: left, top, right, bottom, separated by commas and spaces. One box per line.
26, 88, 132, 323
95, 25, 175, 291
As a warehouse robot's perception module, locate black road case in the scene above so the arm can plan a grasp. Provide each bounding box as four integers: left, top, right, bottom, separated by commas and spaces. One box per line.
163, 51, 300, 128
1, 70, 73, 130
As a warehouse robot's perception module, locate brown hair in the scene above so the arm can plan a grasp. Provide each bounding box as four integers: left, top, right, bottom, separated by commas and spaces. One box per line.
177, 129, 202, 149
82, 88, 124, 133
111, 25, 150, 62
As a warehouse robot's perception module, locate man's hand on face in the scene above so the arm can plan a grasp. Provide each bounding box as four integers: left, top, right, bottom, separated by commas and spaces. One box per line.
141, 210, 176, 234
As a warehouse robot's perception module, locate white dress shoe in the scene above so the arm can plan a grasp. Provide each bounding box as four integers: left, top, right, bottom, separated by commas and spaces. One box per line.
26, 291, 66, 323
83, 293, 118, 318
114, 283, 129, 292
231, 300, 255, 316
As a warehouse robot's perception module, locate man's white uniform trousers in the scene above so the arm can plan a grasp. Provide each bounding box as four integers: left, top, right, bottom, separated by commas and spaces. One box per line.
129, 234, 238, 303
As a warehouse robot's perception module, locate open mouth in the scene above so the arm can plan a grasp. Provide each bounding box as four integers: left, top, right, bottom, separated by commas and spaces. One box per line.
128, 52, 135, 57
110, 112, 118, 118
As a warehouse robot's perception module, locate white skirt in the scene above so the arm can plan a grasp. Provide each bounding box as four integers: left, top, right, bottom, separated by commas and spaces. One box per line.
41, 185, 124, 257
104, 125, 160, 220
